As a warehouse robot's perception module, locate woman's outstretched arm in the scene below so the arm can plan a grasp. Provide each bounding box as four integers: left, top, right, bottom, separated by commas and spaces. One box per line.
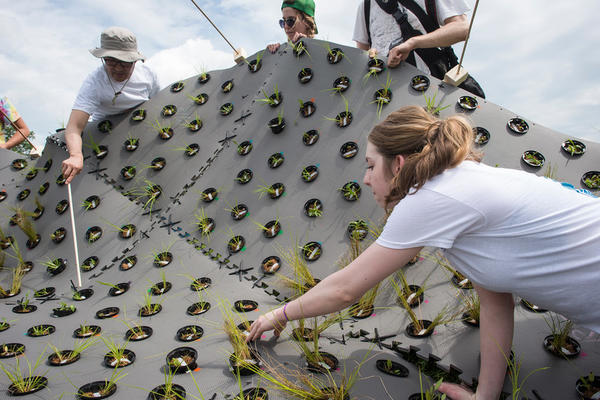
247, 243, 421, 341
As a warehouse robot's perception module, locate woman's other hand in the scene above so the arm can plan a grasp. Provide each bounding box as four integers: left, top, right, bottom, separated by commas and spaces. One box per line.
246, 307, 287, 342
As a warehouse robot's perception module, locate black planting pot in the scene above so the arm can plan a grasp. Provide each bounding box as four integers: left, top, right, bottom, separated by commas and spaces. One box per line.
561, 139, 586, 156
375, 359, 409, 377
171, 81, 184, 92
302, 129, 319, 146
50, 227, 67, 243
53, 306, 76, 317
520, 299, 547, 313
473, 127, 490, 145
575, 375, 600, 400
462, 311, 480, 328
73, 288, 94, 301
458, 95, 478, 110
27, 324, 55, 337
108, 282, 130, 296
34, 287, 55, 298
151, 281, 172, 295
120, 255, 137, 271
234, 300, 258, 313
542, 334, 581, 358
97, 120, 113, 133
261, 256, 281, 274
187, 301, 211, 316
301, 165, 319, 182
367, 58, 385, 74
410, 75, 430, 91
190, 277, 211, 291
300, 101, 316, 117
237, 141, 253, 155
139, 304, 163, 317
26, 234, 41, 249
86, 226, 103, 243
74, 325, 101, 338
150, 383, 187, 400
104, 348, 135, 368
340, 142, 358, 159
177, 325, 204, 342
0, 343, 25, 358
451, 274, 473, 290
234, 387, 268, 400
268, 183, 285, 199
12, 303, 37, 314
95, 145, 109, 159
305, 351, 338, 374
81, 256, 99, 272
131, 109, 146, 121
508, 117, 529, 134
406, 320, 433, 338
167, 347, 198, 373
228, 353, 260, 376
298, 67, 313, 83
228, 236, 246, 253
327, 48, 344, 64
48, 350, 80, 366
292, 328, 315, 342
236, 169, 253, 185
268, 117, 286, 134
162, 105, 177, 117
47, 258, 67, 275
96, 307, 120, 319
302, 241, 322, 261
267, 153, 285, 168
349, 303, 373, 319
341, 182, 361, 201
231, 204, 249, 221
126, 326, 153, 342
55, 200, 69, 215
77, 380, 117, 399
198, 73, 210, 84
154, 252, 173, 268
335, 111, 353, 128
262, 220, 281, 238
8, 376, 48, 396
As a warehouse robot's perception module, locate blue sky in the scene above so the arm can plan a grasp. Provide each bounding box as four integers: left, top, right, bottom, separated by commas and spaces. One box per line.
1, 0, 599, 148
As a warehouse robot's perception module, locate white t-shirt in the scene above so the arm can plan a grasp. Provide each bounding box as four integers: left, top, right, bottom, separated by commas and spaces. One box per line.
353, 0, 470, 73
73, 63, 160, 121
376, 161, 600, 332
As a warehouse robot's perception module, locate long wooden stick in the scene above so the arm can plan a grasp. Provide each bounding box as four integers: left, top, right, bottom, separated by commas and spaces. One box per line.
67, 183, 82, 288
0, 108, 37, 151
456, 0, 480, 75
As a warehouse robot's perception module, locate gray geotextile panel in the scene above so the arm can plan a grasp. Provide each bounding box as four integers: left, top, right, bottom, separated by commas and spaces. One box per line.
0, 38, 599, 400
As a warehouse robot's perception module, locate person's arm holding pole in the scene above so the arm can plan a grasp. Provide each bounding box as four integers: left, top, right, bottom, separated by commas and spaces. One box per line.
62, 110, 89, 184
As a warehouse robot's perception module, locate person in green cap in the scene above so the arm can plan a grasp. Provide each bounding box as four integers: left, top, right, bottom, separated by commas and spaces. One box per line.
267, 0, 318, 53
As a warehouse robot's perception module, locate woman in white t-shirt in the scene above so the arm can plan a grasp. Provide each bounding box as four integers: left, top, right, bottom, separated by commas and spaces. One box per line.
267, 0, 318, 54
247, 105, 600, 399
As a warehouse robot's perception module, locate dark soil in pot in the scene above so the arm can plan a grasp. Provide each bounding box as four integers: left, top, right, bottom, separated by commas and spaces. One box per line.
73, 288, 94, 301
341, 182, 361, 201
27, 324, 55, 337
38, 182, 49, 196
187, 118, 203, 132
8, 376, 48, 396
167, 347, 198, 373
261, 256, 281, 274
228, 236, 245, 253
151, 281, 172, 295
575, 374, 600, 400
81, 256, 99, 272
48, 350, 80, 366
237, 140, 253, 155
267, 152, 284, 168
262, 220, 281, 238
74, 325, 101, 338
104, 348, 135, 368
248, 59, 262, 72
25, 234, 41, 249
177, 325, 204, 342
410, 74, 430, 91
229, 353, 260, 376
34, 287, 55, 298
154, 252, 173, 268
120, 255, 137, 270
458, 95, 478, 110
582, 171, 600, 190
96, 307, 120, 319
406, 320, 433, 338
473, 127, 490, 145
126, 326, 153, 341
198, 73, 210, 84
86, 226, 103, 243
77, 380, 117, 399
220, 102, 234, 116
520, 299, 547, 313
300, 101, 316, 117
340, 141, 358, 159
561, 139, 586, 156
236, 169, 253, 184
151, 157, 166, 170
367, 58, 385, 75
543, 334, 581, 358
451, 274, 473, 290
119, 224, 136, 239
95, 145, 109, 159
327, 48, 344, 64
139, 304, 162, 317
298, 67, 313, 83
131, 109, 146, 121
292, 327, 315, 342
349, 303, 374, 319
190, 277, 211, 291
222, 80, 234, 93
306, 352, 338, 374
150, 383, 186, 400
375, 359, 409, 377
234, 387, 268, 400
124, 138, 139, 152
268, 183, 285, 199
301, 165, 319, 182
302, 129, 319, 146
234, 300, 258, 312
17, 189, 31, 201
335, 111, 353, 128
462, 311, 479, 328
47, 258, 67, 275
187, 301, 211, 316
55, 200, 69, 214
159, 127, 174, 140
302, 241, 322, 261
53, 305, 76, 317
171, 81, 184, 92
120, 166, 136, 180
0, 343, 25, 358
333, 76, 350, 92
508, 117, 529, 134
162, 105, 177, 117
108, 283, 130, 296
522, 150, 545, 168
231, 204, 249, 221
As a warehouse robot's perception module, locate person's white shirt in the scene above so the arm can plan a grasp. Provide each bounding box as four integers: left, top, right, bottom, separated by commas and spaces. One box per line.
73, 63, 159, 121
353, 0, 470, 73
377, 161, 600, 332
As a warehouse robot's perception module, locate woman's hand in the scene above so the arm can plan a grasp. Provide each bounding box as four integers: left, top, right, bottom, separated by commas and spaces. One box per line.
267, 43, 280, 53
289, 32, 307, 43
438, 382, 476, 400
246, 307, 287, 342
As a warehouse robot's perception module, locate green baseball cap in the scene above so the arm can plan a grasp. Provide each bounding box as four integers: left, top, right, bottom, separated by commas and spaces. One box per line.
281, 0, 315, 18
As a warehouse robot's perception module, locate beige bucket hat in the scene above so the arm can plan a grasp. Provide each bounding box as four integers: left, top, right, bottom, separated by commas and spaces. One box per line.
89, 27, 145, 62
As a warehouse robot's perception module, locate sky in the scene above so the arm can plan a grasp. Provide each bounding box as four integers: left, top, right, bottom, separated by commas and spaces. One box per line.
1, 0, 599, 149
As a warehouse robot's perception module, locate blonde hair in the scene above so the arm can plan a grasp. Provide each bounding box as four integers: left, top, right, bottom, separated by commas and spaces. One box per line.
368, 106, 481, 207
299, 13, 317, 38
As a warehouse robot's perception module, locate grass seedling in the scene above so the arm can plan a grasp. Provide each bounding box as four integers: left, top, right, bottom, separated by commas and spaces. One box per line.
351, 282, 381, 318
254, 180, 278, 199
56, 302, 76, 312
416, 369, 446, 400
219, 298, 253, 362
81, 198, 97, 211
150, 119, 173, 139
139, 289, 162, 315
246, 50, 264, 71
147, 241, 175, 267
197, 186, 221, 202
4, 241, 27, 295
225, 227, 244, 252
124, 179, 162, 213
458, 289, 480, 326
30, 324, 52, 336
322, 41, 349, 64
289, 39, 311, 58
0, 346, 48, 395
102, 336, 129, 365
97, 366, 128, 397
543, 313, 574, 357
148, 365, 186, 400
502, 351, 549, 400
275, 241, 317, 297
370, 72, 393, 118
423, 91, 450, 115
305, 199, 323, 217
100, 218, 135, 237
251, 216, 281, 237
390, 272, 426, 308
397, 291, 455, 336
257, 84, 282, 106
220, 103, 234, 115
97, 281, 123, 292
83, 132, 102, 155
543, 162, 559, 180
48, 336, 99, 363
9, 207, 38, 242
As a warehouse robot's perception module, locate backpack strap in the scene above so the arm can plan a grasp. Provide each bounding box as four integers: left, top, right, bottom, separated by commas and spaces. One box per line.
364, 0, 372, 47
398, 0, 438, 33
425, 0, 440, 29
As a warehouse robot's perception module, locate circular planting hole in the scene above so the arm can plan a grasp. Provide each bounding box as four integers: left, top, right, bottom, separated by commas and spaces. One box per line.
234, 300, 258, 312
74, 325, 101, 338
11, 159, 28, 170
373, 88, 392, 108
582, 171, 600, 190
522, 150, 545, 168
262, 220, 281, 238
187, 118, 203, 132
268, 183, 285, 199
154, 252, 173, 268
236, 388, 268, 400
42, 158, 52, 171
150, 157, 166, 171
185, 143, 200, 157
348, 302, 375, 319
201, 187, 218, 202
83, 195, 101, 210
268, 117, 286, 134
85, 226, 103, 243
96, 306, 120, 319
375, 359, 409, 377
268, 152, 285, 168
248, 58, 262, 73
220, 102, 234, 116
151, 281, 172, 296
303, 129, 319, 146
77, 380, 116, 399
327, 47, 344, 64
335, 111, 353, 128
0, 236, 15, 250
26, 234, 41, 250
228, 235, 245, 253
162, 105, 177, 117
120, 255, 137, 271
139, 303, 162, 317
451, 274, 473, 290
167, 347, 198, 373
367, 58, 385, 75
237, 140, 253, 156
73, 288, 94, 301
123, 138, 139, 152
474, 127, 490, 145
261, 256, 281, 274
301, 165, 319, 182
171, 81, 184, 92
104, 348, 135, 368
12, 303, 37, 314
27, 324, 56, 337
231, 204, 249, 221
458, 95, 478, 110
8, 376, 47, 396
292, 40, 307, 56
97, 120, 112, 133
26, 168, 38, 180
198, 73, 210, 84
191, 277, 212, 291
347, 220, 368, 241
120, 166, 136, 180
410, 75, 430, 91
333, 76, 350, 93
561, 139, 586, 156
94, 145, 109, 159
406, 320, 433, 338
398, 285, 424, 308
56, 199, 69, 215
298, 67, 313, 83
305, 352, 338, 374
151, 384, 186, 400
229, 353, 260, 376
543, 334, 581, 358
196, 217, 215, 237
0, 343, 25, 358
177, 325, 204, 342
108, 283, 130, 297
131, 109, 146, 121
341, 182, 361, 201
340, 142, 358, 159
304, 198, 323, 218
508, 117, 529, 134
300, 101, 316, 117
34, 287, 55, 298
48, 350, 81, 366
267, 92, 283, 107
158, 127, 174, 140
119, 224, 136, 239
520, 299, 547, 313
53, 304, 76, 317
17, 189, 31, 201
46, 258, 67, 275
32, 206, 45, 220
302, 241, 322, 262
236, 168, 253, 185
38, 182, 50, 195
222, 79, 234, 93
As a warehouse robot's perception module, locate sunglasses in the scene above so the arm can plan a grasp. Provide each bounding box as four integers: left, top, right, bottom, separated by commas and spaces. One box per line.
103, 57, 134, 68
279, 16, 297, 29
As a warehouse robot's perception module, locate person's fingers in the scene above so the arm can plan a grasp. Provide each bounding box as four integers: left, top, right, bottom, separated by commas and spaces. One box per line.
438, 382, 475, 400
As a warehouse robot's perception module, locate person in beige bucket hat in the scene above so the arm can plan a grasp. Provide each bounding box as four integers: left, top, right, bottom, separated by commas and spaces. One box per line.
62, 27, 159, 184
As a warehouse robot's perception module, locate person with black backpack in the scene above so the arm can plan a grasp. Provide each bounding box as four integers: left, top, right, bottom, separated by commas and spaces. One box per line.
353, 0, 484, 97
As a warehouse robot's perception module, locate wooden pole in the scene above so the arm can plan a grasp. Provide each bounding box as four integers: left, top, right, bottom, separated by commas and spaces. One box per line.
67, 183, 82, 288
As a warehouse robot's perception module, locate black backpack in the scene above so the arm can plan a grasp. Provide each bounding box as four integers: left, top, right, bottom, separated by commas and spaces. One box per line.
364, 0, 485, 98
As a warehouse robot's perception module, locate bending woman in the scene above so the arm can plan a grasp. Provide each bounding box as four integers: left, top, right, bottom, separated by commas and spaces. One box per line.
247, 106, 600, 399
267, 0, 317, 53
